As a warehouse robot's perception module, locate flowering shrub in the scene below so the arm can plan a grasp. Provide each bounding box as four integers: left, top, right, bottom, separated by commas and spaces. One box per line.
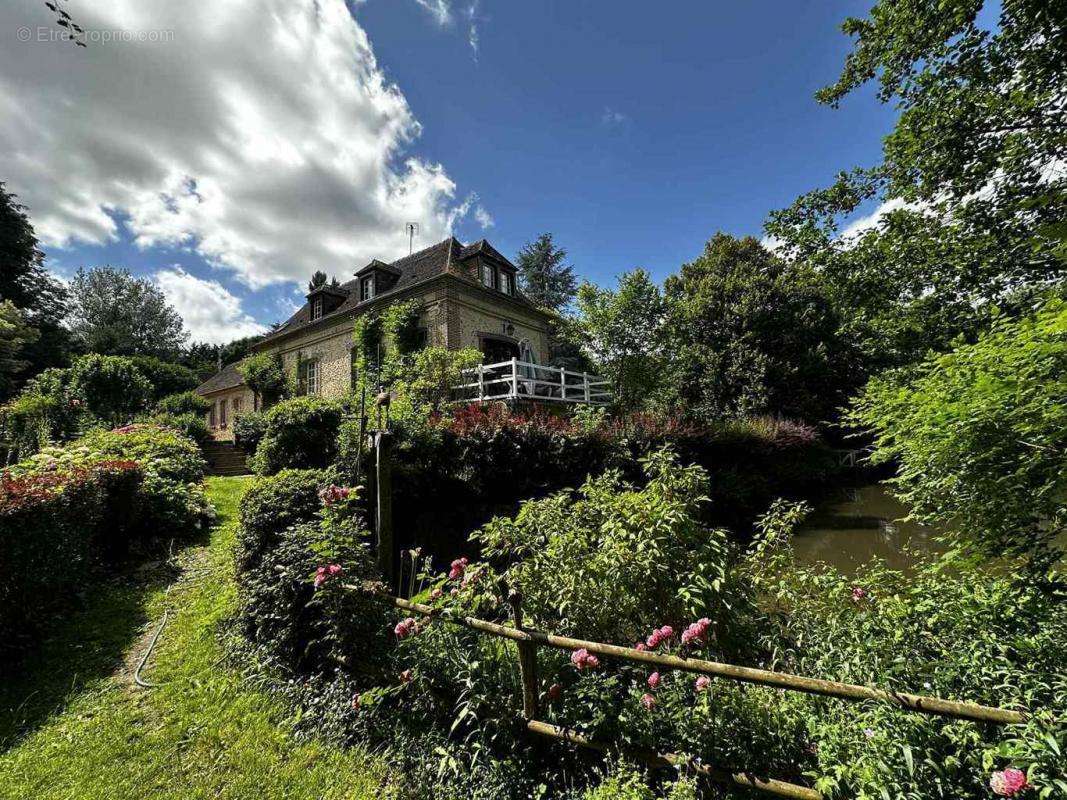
0, 460, 142, 658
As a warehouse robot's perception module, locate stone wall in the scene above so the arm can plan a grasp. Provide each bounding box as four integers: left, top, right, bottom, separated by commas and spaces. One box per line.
276, 319, 355, 399
444, 283, 551, 363
204, 386, 255, 441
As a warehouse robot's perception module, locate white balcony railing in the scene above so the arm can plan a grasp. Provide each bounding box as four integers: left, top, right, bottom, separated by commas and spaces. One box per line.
453, 358, 611, 406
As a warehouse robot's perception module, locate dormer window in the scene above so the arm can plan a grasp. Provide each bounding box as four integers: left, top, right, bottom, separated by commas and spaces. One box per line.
311, 297, 324, 320
480, 263, 497, 289
502, 271, 515, 295
360, 275, 375, 301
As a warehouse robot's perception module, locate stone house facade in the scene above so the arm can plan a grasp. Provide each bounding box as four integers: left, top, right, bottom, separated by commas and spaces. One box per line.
196, 238, 553, 438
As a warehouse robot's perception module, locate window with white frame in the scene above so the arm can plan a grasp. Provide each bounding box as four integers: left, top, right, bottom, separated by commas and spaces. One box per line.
311, 297, 324, 320
305, 359, 320, 395
360, 276, 375, 301
219, 398, 228, 428
502, 271, 515, 295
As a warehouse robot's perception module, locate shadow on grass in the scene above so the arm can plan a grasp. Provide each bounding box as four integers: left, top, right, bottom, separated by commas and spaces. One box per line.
0, 538, 203, 750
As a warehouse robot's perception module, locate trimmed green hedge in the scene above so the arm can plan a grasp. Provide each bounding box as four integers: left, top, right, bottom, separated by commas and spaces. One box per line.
250, 397, 345, 475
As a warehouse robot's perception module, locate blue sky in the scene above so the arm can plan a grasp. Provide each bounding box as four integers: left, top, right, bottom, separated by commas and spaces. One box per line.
2, 0, 899, 343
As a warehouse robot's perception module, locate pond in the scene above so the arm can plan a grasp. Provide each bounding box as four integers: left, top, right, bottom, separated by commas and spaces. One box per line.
791, 484, 947, 573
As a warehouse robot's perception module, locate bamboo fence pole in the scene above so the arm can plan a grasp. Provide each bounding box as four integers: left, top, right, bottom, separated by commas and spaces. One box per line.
526, 720, 822, 800
346, 586, 1027, 726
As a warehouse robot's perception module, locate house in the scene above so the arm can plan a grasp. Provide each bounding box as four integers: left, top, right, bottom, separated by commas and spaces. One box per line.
196, 237, 554, 439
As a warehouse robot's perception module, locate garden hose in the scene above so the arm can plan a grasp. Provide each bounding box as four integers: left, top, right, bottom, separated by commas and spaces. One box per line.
133, 609, 169, 689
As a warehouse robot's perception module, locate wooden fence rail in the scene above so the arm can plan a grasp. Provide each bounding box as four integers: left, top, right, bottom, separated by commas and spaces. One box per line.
343, 583, 1028, 799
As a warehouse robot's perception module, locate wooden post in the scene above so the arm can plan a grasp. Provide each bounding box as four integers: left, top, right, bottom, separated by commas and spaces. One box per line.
583, 372, 590, 403
510, 357, 518, 399
478, 364, 484, 402
559, 366, 566, 401
508, 589, 539, 720
374, 431, 395, 591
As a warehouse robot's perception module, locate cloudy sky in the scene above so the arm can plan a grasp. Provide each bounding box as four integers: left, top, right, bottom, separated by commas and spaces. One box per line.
1, 0, 897, 343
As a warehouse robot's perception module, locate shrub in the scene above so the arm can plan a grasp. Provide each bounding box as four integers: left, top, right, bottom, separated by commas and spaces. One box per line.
0, 461, 143, 658
128, 356, 199, 400
155, 390, 211, 416
67, 354, 153, 425
14, 424, 212, 540
235, 478, 388, 676
233, 409, 268, 453
250, 396, 345, 475
848, 297, 1067, 561
236, 468, 327, 574
138, 410, 211, 445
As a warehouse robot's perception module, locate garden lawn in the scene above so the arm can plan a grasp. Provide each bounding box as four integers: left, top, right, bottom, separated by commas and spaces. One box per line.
0, 476, 390, 800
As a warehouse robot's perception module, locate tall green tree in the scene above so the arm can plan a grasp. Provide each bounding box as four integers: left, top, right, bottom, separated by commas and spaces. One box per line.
0, 183, 74, 394
663, 234, 850, 425
67, 266, 188, 360
765, 0, 1066, 366
0, 301, 38, 399
576, 269, 665, 411
515, 233, 578, 312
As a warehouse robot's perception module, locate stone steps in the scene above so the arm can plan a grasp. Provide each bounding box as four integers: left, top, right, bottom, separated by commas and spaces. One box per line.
202, 441, 250, 476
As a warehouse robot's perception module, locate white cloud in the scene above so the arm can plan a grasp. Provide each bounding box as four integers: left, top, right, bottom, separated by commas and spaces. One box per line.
413, 0, 453, 26
466, 1, 481, 59
474, 205, 494, 228
155, 267, 267, 345
0, 0, 475, 288
837, 197, 909, 240
601, 107, 628, 127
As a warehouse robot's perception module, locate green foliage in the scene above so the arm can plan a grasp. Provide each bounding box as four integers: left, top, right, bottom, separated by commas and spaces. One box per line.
250, 396, 345, 475
0, 301, 38, 400
236, 468, 327, 574
578, 761, 697, 800
848, 298, 1067, 560
67, 354, 153, 425
663, 233, 851, 424
0, 462, 143, 658
238, 352, 287, 408
765, 0, 1066, 375
233, 409, 269, 453
128, 356, 199, 400
381, 299, 424, 360
155, 390, 211, 417
407, 347, 482, 410
515, 232, 578, 312
476, 449, 748, 645
576, 269, 666, 412
137, 411, 211, 445
67, 266, 189, 360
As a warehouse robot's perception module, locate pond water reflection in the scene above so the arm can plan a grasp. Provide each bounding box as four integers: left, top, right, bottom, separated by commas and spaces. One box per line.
791, 484, 947, 573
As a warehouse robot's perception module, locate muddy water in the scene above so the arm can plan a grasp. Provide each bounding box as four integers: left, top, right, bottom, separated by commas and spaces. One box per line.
791, 484, 947, 573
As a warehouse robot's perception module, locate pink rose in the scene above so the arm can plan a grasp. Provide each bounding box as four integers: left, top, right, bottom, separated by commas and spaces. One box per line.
640, 693, 656, 710
399, 669, 413, 683
394, 618, 417, 639
695, 676, 711, 692
647, 672, 661, 690
990, 768, 1029, 797
314, 564, 343, 588
448, 557, 469, 580
570, 649, 599, 670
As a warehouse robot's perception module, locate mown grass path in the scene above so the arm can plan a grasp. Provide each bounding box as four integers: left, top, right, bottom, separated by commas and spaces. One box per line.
0, 476, 389, 800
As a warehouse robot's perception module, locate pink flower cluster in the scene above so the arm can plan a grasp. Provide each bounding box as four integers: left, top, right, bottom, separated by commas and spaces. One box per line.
645, 625, 674, 649
394, 617, 419, 639
399, 669, 413, 684
851, 586, 868, 602
695, 676, 711, 692
640, 693, 656, 710
449, 557, 469, 580
318, 484, 352, 506
570, 648, 600, 670
681, 617, 712, 646
647, 671, 662, 690
990, 768, 1029, 797
313, 563, 343, 588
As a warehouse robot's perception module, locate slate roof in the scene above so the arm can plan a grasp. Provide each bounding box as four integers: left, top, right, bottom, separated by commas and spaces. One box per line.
195, 361, 244, 395
258, 237, 534, 346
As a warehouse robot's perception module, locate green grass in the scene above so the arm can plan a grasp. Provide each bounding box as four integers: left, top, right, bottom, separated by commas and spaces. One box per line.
0, 477, 390, 800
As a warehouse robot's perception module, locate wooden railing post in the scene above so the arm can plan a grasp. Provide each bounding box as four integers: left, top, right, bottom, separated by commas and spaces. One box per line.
374, 431, 395, 591
510, 357, 519, 399
508, 589, 539, 720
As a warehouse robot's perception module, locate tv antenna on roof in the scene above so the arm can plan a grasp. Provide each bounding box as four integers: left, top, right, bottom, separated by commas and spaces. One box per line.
405, 222, 420, 255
